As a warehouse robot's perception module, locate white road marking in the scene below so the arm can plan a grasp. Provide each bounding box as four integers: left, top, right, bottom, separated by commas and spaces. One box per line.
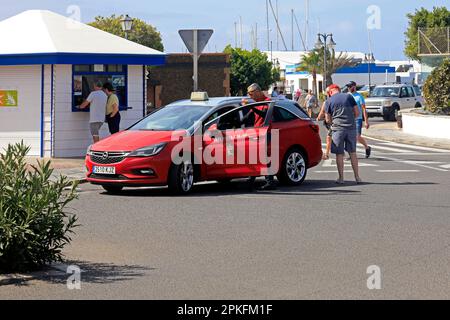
377, 155, 449, 172
321, 159, 378, 167
364, 136, 450, 152
376, 170, 420, 173
370, 145, 415, 153
377, 141, 450, 153
440, 164, 450, 169
312, 170, 355, 173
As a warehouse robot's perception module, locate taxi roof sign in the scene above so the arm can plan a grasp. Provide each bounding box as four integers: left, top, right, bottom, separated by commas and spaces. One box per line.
190, 92, 209, 101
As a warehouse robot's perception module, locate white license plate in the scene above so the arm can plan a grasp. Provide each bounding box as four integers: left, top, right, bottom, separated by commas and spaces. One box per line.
93, 166, 116, 174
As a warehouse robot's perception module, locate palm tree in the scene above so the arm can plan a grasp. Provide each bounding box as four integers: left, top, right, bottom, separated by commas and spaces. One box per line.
298, 50, 321, 95
319, 49, 359, 86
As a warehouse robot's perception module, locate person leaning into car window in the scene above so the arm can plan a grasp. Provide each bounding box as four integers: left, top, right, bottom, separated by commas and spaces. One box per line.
103, 82, 121, 135
241, 83, 278, 191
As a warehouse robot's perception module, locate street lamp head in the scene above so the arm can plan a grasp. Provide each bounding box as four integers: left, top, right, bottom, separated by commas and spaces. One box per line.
327, 35, 336, 49
314, 34, 324, 49
121, 14, 133, 33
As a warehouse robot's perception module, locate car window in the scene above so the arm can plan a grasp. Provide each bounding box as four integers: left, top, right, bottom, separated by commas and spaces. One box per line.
400, 87, 409, 98
272, 106, 298, 122
130, 104, 211, 131
413, 86, 422, 96
204, 106, 236, 124
407, 87, 415, 97
371, 87, 400, 97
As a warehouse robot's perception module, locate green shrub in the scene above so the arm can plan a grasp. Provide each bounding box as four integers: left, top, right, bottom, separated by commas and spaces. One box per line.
423, 58, 450, 115
0, 142, 78, 273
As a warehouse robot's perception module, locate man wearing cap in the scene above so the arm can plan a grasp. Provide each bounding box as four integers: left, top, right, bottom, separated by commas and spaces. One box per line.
346, 81, 371, 158
243, 83, 278, 190
324, 84, 362, 184
76, 81, 108, 143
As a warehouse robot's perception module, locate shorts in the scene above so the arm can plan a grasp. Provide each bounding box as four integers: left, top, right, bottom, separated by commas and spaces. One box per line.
356, 119, 363, 135
106, 112, 121, 134
331, 128, 357, 155
90, 122, 103, 136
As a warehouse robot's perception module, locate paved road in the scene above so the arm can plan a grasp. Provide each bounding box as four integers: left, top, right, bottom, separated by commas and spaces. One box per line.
1, 120, 449, 299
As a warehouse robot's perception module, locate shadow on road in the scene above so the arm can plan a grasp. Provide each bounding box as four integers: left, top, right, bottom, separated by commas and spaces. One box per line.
0, 260, 154, 287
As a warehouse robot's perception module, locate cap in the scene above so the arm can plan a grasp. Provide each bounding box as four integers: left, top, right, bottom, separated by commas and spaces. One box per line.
346, 81, 357, 87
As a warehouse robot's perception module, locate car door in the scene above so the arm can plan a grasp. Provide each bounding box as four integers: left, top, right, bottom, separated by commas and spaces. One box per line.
202, 102, 273, 179
407, 86, 418, 108
400, 86, 413, 109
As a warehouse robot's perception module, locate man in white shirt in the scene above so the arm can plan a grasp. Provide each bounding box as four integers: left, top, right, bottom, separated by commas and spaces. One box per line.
77, 81, 108, 142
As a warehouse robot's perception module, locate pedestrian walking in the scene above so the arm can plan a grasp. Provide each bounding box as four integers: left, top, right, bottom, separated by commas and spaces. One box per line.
76, 80, 107, 143
305, 90, 317, 118
103, 82, 121, 135
324, 84, 362, 184
346, 81, 371, 158
316, 87, 332, 160
271, 86, 279, 98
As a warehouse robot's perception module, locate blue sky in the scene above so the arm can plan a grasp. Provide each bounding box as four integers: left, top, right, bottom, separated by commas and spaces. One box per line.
1, 0, 448, 60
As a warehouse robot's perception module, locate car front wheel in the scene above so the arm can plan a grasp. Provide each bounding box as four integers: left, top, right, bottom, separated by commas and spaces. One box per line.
168, 159, 195, 194
277, 148, 307, 186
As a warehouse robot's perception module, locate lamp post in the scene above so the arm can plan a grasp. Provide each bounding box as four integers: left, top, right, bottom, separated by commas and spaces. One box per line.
121, 14, 133, 40
314, 33, 336, 93
364, 53, 375, 93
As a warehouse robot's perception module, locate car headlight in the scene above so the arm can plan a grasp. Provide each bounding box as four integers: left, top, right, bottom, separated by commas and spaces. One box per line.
86, 145, 93, 156
128, 143, 167, 157
383, 100, 392, 107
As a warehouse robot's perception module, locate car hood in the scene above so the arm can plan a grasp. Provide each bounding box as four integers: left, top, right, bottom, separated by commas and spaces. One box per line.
90, 130, 188, 152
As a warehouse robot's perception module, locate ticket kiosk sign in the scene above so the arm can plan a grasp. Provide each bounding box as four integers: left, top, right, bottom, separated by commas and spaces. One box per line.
0, 90, 18, 107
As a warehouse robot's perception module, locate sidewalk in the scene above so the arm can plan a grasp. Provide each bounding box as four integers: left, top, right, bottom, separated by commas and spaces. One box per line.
362, 121, 450, 150
26, 157, 86, 184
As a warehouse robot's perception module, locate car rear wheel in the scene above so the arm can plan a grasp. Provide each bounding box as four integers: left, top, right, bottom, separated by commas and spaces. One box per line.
168, 159, 195, 194
102, 185, 123, 194
277, 148, 307, 186
383, 106, 397, 121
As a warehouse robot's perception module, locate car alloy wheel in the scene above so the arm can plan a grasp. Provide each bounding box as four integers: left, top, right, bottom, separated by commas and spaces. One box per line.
180, 161, 194, 192
286, 151, 306, 183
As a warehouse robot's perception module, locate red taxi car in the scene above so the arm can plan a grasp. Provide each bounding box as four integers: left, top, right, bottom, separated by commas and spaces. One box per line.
85, 93, 322, 194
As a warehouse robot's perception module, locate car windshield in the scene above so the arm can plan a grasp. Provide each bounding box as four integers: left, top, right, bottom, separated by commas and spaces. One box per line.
129, 105, 211, 131
370, 87, 400, 97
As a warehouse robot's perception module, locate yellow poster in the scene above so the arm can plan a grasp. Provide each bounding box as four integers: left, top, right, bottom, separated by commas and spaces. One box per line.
0, 90, 18, 107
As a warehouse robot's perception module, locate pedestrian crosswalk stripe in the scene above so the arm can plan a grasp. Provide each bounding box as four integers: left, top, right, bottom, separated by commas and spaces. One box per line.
376, 170, 420, 173
440, 164, 450, 169
321, 159, 378, 167
379, 141, 450, 153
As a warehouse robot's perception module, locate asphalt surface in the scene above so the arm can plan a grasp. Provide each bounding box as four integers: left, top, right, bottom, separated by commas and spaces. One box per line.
1, 119, 449, 299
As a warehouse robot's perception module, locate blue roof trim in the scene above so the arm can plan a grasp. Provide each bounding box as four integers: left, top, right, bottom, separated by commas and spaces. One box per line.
0, 52, 166, 66
335, 63, 395, 74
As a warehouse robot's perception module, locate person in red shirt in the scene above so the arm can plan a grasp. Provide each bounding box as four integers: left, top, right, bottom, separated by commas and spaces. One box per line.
242, 83, 277, 190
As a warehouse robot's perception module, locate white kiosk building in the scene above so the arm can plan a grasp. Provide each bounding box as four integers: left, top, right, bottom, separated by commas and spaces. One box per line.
0, 10, 166, 157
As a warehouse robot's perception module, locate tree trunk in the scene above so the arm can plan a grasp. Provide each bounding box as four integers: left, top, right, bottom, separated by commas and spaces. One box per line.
312, 72, 317, 95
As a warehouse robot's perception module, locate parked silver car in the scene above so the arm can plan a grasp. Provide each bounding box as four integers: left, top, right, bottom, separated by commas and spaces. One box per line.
365, 84, 425, 121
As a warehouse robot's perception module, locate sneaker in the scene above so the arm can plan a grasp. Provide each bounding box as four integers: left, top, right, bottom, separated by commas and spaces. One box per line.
335, 178, 344, 185
355, 177, 363, 184
345, 157, 351, 161
365, 146, 372, 158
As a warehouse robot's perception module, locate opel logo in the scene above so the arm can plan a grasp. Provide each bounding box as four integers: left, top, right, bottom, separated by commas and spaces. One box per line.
102, 152, 108, 159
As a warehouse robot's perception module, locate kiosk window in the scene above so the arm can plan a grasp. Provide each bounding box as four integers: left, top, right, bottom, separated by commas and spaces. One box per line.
72, 65, 127, 112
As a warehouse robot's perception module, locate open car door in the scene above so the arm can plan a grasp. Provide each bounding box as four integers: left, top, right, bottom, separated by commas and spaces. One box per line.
202, 101, 275, 179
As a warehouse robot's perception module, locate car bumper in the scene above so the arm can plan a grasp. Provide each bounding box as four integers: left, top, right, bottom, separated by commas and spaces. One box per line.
366, 105, 392, 116
85, 154, 171, 187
